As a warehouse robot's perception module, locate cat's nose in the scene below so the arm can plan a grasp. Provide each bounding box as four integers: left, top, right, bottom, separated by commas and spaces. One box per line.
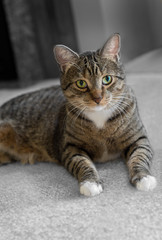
93, 96, 102, 104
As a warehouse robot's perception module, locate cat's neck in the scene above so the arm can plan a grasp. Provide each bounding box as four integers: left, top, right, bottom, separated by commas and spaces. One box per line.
84, 107, 114, 129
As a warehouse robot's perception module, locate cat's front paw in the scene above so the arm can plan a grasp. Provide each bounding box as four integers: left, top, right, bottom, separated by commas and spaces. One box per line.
80, 181, 103, 197
135, 175, 157, 191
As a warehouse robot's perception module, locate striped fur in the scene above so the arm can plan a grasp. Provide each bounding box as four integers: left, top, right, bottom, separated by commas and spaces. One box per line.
0, 34, 156, 196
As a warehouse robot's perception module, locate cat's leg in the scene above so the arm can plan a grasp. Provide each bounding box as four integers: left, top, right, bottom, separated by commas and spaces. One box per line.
0, 151, 13, 165
62, 147, 103, 197
0, 121, 58, 165
0, 121, 17, 164
0, 121, 37, 164
124, 136, 157, 191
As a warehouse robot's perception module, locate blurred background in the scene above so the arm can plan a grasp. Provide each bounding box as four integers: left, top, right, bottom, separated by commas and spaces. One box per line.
0, 0, 162, 88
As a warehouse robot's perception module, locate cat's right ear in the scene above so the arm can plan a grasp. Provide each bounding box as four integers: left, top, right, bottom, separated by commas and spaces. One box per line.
53, 45, 79, 72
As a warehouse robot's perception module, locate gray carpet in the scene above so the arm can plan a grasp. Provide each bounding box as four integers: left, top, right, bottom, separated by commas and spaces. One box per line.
0, 73, 161, 239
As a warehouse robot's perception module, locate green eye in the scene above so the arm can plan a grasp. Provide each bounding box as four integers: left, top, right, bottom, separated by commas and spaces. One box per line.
76, 80, 87, 89
102, 75, 112, 85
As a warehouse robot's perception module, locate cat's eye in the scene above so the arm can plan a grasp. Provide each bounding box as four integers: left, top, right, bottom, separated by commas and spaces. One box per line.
102, 75, 112, 85
76, 80, 88, 89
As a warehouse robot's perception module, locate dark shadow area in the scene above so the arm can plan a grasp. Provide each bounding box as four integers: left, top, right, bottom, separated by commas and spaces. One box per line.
0, 1, 18, 82
1, 0, 78, 88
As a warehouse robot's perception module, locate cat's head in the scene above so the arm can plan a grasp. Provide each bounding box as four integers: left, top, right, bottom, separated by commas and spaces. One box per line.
54, 33, 125, 112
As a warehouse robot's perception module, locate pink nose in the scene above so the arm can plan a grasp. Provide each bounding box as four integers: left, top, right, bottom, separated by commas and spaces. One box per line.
93, 96, 102, 104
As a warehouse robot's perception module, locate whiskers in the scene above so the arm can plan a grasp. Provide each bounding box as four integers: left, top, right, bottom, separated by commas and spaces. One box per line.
109, 92, 133, 120
63, 91, 133, 129
63, 102, 87, 128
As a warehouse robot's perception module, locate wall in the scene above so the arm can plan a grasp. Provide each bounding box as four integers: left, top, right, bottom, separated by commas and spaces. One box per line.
71, 0, 105, 53
3, 0, 78, 86
147, 0, 162, 47
71, 0, 162, 63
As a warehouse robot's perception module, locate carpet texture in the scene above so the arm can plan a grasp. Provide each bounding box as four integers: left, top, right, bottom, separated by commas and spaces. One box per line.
0, 74, 161, 240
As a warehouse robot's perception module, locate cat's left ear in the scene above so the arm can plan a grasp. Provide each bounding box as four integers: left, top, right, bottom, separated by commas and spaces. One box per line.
99, 33, 121, 62
54, 45, 79, 72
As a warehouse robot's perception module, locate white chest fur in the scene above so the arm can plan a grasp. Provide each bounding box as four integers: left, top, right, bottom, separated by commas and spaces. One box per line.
84, 107, 120, 162
84, 107, 113, 129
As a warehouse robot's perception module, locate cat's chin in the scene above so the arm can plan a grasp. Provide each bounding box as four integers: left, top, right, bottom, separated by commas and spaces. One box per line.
89, 105, 107, 112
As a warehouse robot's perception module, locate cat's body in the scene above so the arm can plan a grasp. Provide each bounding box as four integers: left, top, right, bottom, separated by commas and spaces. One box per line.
0, 34, 157, 196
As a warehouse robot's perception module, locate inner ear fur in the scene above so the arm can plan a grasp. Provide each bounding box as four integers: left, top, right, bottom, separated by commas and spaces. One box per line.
54, 45, 79, 71
99, 33, 121, 62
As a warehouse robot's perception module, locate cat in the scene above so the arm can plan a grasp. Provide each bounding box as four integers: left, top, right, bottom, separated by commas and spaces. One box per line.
0, 33, 157, 196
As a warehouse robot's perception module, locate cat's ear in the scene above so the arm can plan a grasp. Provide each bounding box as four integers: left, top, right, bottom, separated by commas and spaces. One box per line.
99, 33, 121, 62
53, 45, 79, 72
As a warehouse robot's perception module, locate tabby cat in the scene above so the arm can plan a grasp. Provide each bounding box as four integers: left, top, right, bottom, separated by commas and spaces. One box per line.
0, 34, 157, 196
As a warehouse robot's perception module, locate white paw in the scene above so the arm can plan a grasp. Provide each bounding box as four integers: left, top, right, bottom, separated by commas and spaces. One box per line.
136, 175, 157, 191
80, 181, 103, 197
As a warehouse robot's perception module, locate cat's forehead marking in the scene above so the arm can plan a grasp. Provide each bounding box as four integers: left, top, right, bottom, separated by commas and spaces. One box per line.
80, 52, 101, 77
